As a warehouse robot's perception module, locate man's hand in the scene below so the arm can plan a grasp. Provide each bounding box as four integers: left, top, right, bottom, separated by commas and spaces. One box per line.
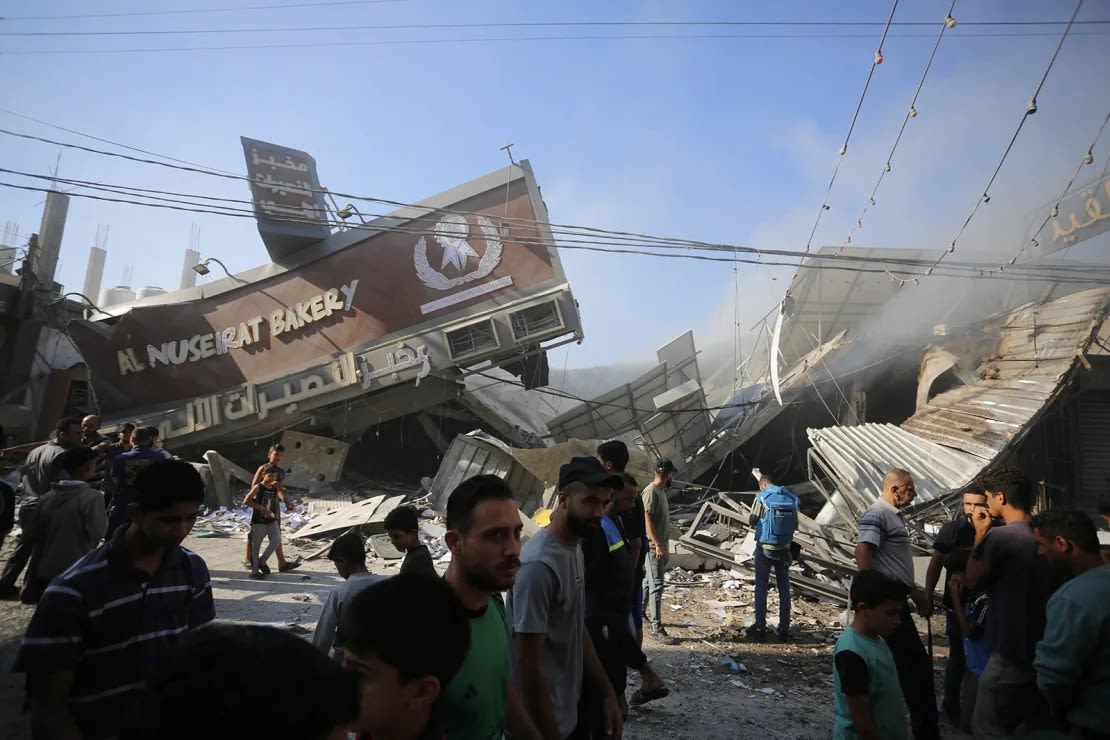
970, 507, 993, 541
602, 693, 624, 738
913, 589, 933, 618
653, 542, 664, 561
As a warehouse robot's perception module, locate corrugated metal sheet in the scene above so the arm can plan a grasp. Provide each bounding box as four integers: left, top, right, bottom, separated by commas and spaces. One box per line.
809, 424, 983, 524
428, 431, 547, 515
903, 288, 1110, 460
810, 287, 1110, 524
546, 331, 710, 467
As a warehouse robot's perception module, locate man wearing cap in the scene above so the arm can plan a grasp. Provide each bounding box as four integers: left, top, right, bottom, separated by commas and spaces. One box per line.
642, 459, 678, 645
509, 457, 624, 740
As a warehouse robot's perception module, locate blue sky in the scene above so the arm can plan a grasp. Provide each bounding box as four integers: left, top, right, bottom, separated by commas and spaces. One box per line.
1, 0, 1107, 370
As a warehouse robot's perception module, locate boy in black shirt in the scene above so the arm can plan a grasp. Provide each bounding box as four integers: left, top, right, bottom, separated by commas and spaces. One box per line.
243, 444, 300, 572
243, 468, 284, 579
385, 505, 436, 576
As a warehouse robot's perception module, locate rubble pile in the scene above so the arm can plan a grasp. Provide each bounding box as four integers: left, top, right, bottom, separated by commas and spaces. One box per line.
659, 566, 848, 645
192, 502, 316, 539
677, 493, 857, 604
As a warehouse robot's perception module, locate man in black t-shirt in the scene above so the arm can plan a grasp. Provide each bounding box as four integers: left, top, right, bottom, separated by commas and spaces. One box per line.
597, 441, 649, 645
923, 484, 988, 725
581, 471, 668, 725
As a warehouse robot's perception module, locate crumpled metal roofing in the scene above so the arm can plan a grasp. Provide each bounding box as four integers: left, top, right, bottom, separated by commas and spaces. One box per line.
809, 287, 1110, 522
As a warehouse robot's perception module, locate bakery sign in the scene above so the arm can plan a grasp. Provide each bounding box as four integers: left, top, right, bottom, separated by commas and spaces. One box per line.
67, 159, 567, 415
116, 281, 359, 376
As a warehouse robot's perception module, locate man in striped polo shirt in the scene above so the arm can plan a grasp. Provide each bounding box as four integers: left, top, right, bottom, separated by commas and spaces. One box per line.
15, 459, 215, 740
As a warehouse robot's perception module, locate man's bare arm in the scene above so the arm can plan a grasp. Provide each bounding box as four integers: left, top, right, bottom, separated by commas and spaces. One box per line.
643, 503, 664, 559
854, 542, 874, 572
505, 681, 543, 740
30, 671, 82, 740
924, 551, 944, 599
515, 633, 561, 740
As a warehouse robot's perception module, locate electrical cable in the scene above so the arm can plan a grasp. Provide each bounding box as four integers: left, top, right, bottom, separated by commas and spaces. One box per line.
843, 1, 957, 266
890, 0, 1086, 285
4, 29, 1110, 55
1000, 108, 1110, 269
2, 0, 403, 21
800, 0, 900, 257
5, 176, 1107, 286
6, 18, 1109, 35
6, 133, 1107, 282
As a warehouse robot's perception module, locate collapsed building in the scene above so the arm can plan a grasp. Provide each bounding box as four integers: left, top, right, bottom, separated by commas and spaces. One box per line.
2, 138, 582, 473
6, 138, 1110, 596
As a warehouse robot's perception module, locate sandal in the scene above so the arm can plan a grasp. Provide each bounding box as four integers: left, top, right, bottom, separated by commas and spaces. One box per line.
630, 686, 670, 706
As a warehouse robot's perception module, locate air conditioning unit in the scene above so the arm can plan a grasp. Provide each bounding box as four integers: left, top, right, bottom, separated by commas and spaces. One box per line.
509, 300, 564, 343
446, 318, 500, 361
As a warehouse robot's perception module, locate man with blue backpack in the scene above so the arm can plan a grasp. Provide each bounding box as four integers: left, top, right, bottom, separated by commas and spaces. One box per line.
747, 475, 800, 643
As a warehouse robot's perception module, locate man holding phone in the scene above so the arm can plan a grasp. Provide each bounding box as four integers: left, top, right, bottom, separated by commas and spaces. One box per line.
924, 484, 989, 725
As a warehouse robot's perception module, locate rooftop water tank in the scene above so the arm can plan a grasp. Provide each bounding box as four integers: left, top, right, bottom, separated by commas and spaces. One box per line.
100, 285, 135, 307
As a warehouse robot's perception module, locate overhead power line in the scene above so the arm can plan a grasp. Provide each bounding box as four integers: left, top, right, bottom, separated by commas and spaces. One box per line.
1000, 109, 1110, 269
799, 0, 900, 259
2, 125, 1046, 270
0, 0, 403, 21
4, 19, 1110, 35
3, 29, 1108, 55
888, 0, 1086, 285
844, 0, 958, 272
1, 176, 1105, 287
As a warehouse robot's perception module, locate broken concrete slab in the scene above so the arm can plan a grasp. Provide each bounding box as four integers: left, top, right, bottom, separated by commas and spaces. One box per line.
281, 430, 350, 489
290, 494, 406, 539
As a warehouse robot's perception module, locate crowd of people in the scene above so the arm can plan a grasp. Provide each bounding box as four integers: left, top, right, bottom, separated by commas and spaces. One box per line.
1, 418, 1108, 740
838, 467, 1110, 740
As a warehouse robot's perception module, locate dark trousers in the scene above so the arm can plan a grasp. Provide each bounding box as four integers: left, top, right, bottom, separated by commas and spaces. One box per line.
942, 609, 966, 719
0, 502, 38, 592
884, 603, 939, 740
753, 546, 791, 632
579, 614, 643, 740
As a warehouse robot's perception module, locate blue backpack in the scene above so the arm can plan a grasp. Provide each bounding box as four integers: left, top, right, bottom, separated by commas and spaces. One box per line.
756, 485, 799, 547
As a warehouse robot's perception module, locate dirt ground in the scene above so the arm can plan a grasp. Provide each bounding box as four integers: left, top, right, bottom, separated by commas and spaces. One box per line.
0, 529, 969, 740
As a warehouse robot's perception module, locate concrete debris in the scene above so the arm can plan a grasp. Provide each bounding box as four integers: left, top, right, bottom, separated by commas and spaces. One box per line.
676, 492, 852, 603
192, 503, 314, 539
291, 494, 406, 539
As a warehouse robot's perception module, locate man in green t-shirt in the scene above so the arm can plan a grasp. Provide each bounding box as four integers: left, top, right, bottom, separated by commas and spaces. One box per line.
833, 570, 912, 740
441, 475, 541, 740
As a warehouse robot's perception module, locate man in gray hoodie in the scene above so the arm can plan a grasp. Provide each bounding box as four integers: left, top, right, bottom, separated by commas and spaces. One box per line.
22, 446, 108, 603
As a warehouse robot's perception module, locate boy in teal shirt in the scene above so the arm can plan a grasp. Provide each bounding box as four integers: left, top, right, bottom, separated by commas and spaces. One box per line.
833, 570, 912, 740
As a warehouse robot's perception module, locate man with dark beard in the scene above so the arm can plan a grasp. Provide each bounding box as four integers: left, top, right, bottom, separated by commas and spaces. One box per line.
510, 457, 624, 740
440, 475, 542, 740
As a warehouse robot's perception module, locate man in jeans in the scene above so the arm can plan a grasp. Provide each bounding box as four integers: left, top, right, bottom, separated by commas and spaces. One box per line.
642, 458, 678, 645
923, 483, 988, 725
747, 475, 799, 643
965, 466, 1064, 738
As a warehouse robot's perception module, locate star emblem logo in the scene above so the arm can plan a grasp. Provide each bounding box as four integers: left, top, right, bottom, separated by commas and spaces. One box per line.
434, 214, 481, 273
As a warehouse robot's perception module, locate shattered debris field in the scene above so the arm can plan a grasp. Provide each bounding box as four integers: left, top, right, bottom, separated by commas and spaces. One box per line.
1, 530, 965, 740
